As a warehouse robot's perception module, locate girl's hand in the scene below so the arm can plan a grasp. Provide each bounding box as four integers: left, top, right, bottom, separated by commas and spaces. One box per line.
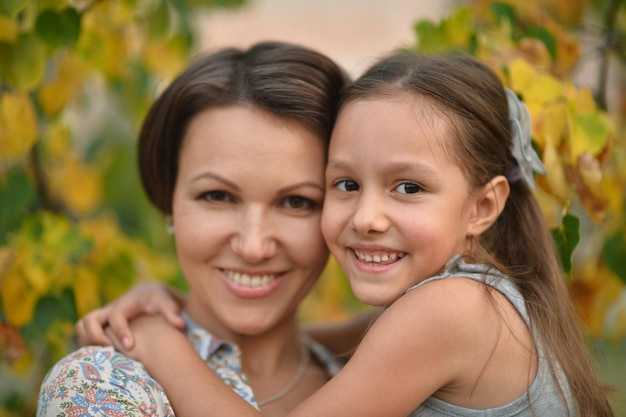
76, 282, 186, 349
104, 314, 187, 363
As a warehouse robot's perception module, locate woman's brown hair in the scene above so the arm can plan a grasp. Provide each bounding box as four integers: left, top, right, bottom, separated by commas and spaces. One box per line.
138, 41, 349, 214
341, 52, 613, 416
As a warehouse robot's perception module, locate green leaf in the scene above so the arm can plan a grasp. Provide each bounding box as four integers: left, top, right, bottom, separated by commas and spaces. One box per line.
489, 2, 517, 27
149, 0, 170, 39
35, 7, 81, 48
603, 233, 626, 285
577, 113, 608, 154
551, 213, 580, 277
526, 25, 557, 61
0, 33, 46, 90
0, 169, 35, 245
0, 0, 28, 18
20, 290, 77, 346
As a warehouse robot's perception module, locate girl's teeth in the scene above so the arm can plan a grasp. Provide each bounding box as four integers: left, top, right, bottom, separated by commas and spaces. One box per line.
355, 251, 403, 263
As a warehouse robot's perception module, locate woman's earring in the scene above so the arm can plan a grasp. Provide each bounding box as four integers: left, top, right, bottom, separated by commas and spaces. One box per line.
166, 217, 175, 235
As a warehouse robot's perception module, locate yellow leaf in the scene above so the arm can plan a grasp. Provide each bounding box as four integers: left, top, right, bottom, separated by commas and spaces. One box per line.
508, 58, 563, 105
0, 92, 38, 165
612, 303, 626, 341
568, 152, 610, 222
541, 137, 569, 202
77, 1, 130, 79
567, 106, 608, 163
73, 267, 101, 318
443, 6, 474, 47
600, 172, 625, 222
143, 36, 188, 80
43, 122, 72, 158
7, 347, 35, 376
38, 54, 86, 115
0, 15, 17, 42
517, 37, 552, 71
23, 262, 49, 293
531, 100, 567, 149
533, 186, 563, 229
1, 265, 38, 327
49, 155, 103, 215
568, 85, 597, 113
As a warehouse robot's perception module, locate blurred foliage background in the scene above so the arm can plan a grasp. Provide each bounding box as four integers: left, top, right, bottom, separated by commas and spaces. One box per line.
0, 0, 625, 415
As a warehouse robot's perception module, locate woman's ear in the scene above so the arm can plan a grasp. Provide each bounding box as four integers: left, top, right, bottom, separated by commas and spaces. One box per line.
467, 175, 510, 237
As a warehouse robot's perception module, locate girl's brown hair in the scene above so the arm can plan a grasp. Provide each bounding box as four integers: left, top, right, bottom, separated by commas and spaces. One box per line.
341, 52, 613, 416
138, 41, 349, 214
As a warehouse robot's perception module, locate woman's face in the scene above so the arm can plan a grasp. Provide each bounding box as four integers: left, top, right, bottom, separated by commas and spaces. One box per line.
172, 105, 328, 338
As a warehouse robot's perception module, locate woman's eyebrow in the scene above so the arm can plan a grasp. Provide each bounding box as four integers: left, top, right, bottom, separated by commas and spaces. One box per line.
191, 171, 239, 191
279, 182, 325, 194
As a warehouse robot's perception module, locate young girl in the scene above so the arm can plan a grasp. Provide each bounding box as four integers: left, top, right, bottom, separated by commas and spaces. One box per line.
77, 51, 614, 416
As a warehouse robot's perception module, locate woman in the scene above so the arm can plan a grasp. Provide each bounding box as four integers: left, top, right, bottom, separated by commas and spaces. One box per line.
37, 41, 355, 417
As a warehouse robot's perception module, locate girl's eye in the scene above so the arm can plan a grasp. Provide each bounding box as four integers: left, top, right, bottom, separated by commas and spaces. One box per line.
200, 190, 232, 202
395, 182, 421, 195
283, 196, 316, 210
335, 179, 359, 192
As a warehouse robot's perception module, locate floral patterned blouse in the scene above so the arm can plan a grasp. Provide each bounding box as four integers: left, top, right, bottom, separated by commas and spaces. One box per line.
37, 315, 344, 417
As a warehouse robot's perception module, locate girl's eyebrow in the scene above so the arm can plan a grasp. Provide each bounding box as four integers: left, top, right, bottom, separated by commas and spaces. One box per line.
327, 159, 438, 176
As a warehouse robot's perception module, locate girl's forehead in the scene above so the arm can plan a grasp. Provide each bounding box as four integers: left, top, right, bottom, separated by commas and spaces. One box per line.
330, 97, 458, 165
334, 95, 454, 145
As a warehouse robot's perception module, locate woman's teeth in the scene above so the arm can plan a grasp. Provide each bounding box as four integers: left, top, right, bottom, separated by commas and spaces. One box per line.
224, 270, 277, 287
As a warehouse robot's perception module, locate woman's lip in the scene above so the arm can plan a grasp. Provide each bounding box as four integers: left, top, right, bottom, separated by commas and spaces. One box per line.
220, 269, 285, 299
222, 269, 281, 287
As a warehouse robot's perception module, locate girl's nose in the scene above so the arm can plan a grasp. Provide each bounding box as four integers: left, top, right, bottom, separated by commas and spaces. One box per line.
350, 192, 390, 235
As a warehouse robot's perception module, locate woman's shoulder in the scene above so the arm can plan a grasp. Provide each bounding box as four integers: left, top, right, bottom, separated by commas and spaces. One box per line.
37, 345, 174, 417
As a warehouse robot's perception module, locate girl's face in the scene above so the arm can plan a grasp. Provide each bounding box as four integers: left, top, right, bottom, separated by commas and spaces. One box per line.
322, 97, 482, 306
173, 105, 329, 338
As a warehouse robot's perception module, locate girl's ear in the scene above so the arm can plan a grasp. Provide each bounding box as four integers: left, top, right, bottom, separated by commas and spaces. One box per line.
467, 175, 510, 237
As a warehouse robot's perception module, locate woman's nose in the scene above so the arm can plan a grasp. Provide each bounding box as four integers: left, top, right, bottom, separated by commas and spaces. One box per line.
230, 208, 278, 263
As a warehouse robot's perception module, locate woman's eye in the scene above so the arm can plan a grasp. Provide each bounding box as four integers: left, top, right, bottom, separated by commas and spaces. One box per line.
200, 190, 232, 202
283, 196, 316, 210
335, 179, 359, 192
395, 182, 421, 195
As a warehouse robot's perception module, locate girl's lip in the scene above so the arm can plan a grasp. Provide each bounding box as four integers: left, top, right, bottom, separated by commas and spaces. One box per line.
350, 247, 406, 264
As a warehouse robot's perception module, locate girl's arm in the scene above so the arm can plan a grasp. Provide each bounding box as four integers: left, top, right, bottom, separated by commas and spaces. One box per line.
114, 280, 485, 417
111, 315, 262, 416
78, 283, 375, 355
302, 308, 379, 356
76, 282, 186, 349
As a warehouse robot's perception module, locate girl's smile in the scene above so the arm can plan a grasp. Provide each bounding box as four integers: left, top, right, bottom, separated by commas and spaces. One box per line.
322, 96, 480, 306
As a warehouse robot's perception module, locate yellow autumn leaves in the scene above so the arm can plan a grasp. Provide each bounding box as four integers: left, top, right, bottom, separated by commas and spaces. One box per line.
0, 1, 195, 401
0, 93, 38, 169
507, 58, 612, 225
0, 212, 178, 371
413, 1, 626, 339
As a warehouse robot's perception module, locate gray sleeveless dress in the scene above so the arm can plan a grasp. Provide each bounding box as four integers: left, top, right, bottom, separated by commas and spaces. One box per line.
405, 256, 578, 417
